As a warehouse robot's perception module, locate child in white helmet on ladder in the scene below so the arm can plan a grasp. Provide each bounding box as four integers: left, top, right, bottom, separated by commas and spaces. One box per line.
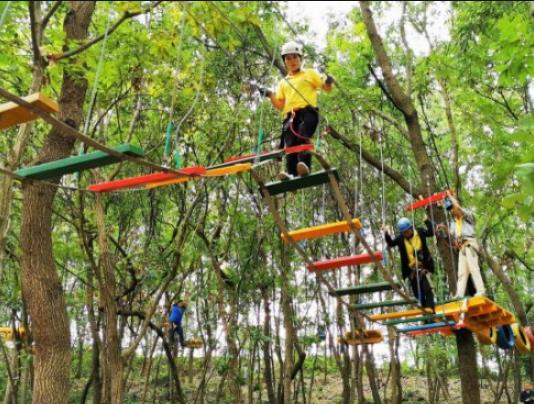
258, 41, 334, 180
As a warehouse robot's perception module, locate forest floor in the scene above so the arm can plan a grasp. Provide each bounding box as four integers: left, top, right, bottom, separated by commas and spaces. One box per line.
108, 367, 508, 403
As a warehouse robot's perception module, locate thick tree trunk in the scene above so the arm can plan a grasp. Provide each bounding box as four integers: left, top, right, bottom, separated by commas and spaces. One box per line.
19, 2, 95, 402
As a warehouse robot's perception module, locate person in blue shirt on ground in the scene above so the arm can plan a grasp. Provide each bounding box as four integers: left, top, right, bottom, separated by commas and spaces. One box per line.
169, 300, 187, 347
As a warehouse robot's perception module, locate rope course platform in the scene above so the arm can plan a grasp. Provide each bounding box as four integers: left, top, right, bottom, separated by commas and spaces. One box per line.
15, 144, 144, 180
338, 329, 383, 345
281, 218, 361, 243
0, 93, 59, 130
185, 338, 203, 349
370, 296, 516, 335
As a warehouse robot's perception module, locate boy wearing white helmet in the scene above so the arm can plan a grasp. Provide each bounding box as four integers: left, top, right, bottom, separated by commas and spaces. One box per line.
259, 41, 333, 179
383, 216, 436, 310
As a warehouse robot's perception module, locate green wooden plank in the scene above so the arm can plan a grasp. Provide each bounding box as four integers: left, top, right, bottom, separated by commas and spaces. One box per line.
382, 314, 446, 326
16, 144, 144, 180
211, 150, 283, 169
264, 169, 339, 196
350, 299, 417, 310
332, 281, 397, 296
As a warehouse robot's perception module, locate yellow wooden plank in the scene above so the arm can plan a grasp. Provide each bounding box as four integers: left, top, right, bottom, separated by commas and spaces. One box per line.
0, 326, 26, 341
0, 93, 59, 130
281, 218, 362, 243
145, 163, 251, 189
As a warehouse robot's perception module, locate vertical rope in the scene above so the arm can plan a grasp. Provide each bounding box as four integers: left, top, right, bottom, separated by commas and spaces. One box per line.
77, 8, 112, 181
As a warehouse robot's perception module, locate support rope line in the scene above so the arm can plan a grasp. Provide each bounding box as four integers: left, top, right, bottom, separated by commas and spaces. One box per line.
0, 87, 195, 176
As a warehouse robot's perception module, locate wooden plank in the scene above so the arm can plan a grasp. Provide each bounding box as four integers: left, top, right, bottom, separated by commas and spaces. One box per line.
332, 281, 397, 296
15, 144, 144, 180
382, 314, 446, 326
405, 190, 449, 211
339, 329, 384, 345
398, 321, 456, 334
144, 163, 252, 190
0, 93, 59, 130
308, 251, 383, 272
282, 218, 361, 243
219, 144, 313, 168
88, 166, 206, 192
350, 299, 417, 311
264, 169, 338, 196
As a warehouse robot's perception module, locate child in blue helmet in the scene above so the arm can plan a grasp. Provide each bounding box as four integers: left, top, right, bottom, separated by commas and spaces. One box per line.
383, 217, 436, 310
169, 300, 187, 347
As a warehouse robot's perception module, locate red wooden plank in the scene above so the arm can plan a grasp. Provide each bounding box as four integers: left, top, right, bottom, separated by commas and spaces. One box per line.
88, 166, 206, 192
404, 191, 449, 211
308, 251, 383, 272
284, 144, 314, 154
224, 144, 314, 164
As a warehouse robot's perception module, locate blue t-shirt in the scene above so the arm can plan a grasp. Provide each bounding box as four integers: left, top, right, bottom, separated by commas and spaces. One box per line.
169, 304, 184, 324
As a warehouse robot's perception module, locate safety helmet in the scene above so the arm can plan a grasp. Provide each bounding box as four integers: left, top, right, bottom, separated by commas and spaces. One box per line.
444, 198, 453, 210
281, 41, 302, 58
397, 217, 413, 232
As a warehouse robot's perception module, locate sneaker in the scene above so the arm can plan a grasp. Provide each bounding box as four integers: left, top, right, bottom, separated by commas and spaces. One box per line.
278, 172, 292, 181
297, 162, 310, 177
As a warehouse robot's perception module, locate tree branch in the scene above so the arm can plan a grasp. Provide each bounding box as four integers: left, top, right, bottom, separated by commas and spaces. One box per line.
28, 1, 43, 66
53, 1, 164, 61
327, 126, 420, 196
42, 0, 63, 31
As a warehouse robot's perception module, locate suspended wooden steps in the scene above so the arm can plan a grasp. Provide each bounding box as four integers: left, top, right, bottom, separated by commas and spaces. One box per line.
0, 326, 26, 341
405, 190, 450, 211
338, 329, 383, 345
88, 166, 206, 192
216, 144, 314, 169
350, 299, 417, 311
185, 338, 203, 349
281, 218, 361, 243
0, 93, 59, 130
369, 297, 516, 333
144, 163, 252, 190
264, 168, 338, 196
332, 281, 397, 297
15, 144, 144, 180
308, 251, 383, 272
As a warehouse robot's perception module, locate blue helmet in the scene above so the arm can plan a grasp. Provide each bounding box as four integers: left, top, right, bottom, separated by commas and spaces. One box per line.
397, 217, 413, 232
444, 198, 453, 210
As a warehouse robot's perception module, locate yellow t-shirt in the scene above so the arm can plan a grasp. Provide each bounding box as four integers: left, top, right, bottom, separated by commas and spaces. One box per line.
404, 230, 422, 269
275, 68, 325, 116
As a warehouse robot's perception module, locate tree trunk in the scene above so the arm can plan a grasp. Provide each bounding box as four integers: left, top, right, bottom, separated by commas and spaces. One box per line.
94, 192, 123, 403
359, 3, 481, 403
19, 3, 95, 403
261, 287, 276, 404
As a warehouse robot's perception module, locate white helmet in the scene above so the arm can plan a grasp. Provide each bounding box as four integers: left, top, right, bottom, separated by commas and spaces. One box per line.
281, 41, 302, 57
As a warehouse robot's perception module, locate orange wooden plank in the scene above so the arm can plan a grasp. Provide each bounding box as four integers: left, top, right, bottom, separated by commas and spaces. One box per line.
281, 218, 361, 243
0, 93, 59, 130
144, 163, 251, 189
339, 330, 383, 345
